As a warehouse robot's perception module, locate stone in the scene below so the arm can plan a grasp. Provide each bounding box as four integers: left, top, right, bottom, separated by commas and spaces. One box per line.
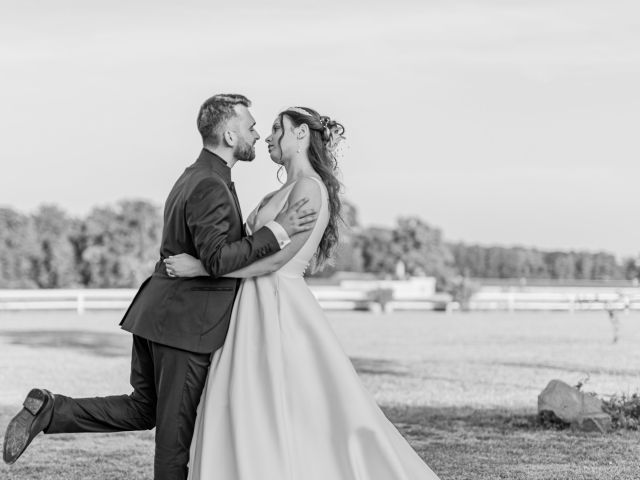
538, 379, 606, 424
575, 413, 612, 433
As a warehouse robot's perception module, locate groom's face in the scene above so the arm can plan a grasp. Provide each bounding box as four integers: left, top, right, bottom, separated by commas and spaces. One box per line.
230, 105, 260, 162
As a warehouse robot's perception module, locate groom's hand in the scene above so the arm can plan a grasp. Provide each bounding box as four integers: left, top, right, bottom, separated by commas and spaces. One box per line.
275, 198, 317, 236
164, 253, 209, 277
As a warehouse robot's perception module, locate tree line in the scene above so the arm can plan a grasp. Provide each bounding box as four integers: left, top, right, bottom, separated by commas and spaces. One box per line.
0, 201, 161, 288
331, 209, 638, 287
0, 200, 637, 289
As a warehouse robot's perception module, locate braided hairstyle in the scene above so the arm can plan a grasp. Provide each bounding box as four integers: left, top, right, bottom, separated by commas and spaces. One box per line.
277, 107, 345, 269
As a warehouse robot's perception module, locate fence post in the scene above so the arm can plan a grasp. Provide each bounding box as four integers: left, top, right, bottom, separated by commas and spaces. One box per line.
569, 294, 575, 314
77, 293, 85, 315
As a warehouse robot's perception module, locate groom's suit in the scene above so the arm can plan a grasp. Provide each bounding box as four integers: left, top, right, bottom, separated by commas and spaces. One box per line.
120, 149, 287, 353
45, 149, 289, 480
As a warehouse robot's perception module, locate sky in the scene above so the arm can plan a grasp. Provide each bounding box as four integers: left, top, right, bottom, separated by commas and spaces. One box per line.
1, 0, 638, 258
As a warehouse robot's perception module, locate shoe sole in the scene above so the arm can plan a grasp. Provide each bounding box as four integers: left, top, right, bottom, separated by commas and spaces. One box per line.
3, 389, 48, 465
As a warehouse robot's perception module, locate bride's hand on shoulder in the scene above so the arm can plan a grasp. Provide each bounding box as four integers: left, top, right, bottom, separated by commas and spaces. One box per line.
164, 253, 209, 277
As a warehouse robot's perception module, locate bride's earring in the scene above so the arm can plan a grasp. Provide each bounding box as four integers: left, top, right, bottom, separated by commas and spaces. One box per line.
296, 139, 301, 154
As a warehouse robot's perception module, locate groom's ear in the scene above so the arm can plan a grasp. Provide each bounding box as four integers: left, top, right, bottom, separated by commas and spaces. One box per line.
222, 130, 235, 147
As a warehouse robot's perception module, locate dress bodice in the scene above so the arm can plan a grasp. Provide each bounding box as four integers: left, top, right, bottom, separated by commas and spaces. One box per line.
245, 177, 329, 278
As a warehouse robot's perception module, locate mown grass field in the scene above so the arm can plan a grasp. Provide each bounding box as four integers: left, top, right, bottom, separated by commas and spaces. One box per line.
1, 310, 639, 479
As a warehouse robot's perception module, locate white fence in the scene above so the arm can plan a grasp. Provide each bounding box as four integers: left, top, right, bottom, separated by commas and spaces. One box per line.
470, 282, 640, 312
0, 289, 137, 314
469, 291, 640, 312
1, 278, 639, 313
0, 278, 444, 314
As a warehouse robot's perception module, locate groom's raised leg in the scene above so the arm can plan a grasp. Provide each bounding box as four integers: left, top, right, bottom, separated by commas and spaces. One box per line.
151, 341, 211, 480
46, 335, 156, 434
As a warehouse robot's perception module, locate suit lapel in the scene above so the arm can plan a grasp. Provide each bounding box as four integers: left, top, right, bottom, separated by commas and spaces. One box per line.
228, 182, 247, 236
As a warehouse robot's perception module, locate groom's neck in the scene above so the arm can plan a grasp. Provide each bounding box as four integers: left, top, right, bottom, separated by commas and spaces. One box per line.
203, 146, 236, 169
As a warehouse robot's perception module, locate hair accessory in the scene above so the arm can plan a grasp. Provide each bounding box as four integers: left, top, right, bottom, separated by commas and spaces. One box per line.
326, 124, 346, 153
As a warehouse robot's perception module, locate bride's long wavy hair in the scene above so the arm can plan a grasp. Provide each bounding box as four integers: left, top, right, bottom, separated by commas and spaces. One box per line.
276, 107, 345, 269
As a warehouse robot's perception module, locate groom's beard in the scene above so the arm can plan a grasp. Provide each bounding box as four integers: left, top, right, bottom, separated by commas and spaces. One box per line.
234, 139, 255, 162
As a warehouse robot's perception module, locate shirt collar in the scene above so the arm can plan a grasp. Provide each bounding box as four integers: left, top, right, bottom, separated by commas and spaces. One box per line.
196, 148, 231, 184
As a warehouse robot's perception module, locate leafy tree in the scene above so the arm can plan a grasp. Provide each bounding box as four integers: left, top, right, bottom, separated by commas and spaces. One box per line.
547, 252, 576, 280
393, 217, 454, 286
357, 226, 396, 275
0, 208, 39, 288
575, 253, 595, 280
80, 200, 162, 287
623, 256, 639, 281
591, 252, 621, 280
355, 217, 455, 288
31, 205, 80, 288
450, 243, 486, 278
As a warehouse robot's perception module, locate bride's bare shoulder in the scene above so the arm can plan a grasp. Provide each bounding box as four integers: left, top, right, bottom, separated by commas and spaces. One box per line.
289, 176, 324, 207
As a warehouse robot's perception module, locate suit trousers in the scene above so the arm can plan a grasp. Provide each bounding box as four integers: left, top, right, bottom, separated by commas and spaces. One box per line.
45, 334, 211, 480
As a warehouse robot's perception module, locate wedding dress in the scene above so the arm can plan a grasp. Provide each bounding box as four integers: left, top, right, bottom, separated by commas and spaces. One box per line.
188, 177, 440, 480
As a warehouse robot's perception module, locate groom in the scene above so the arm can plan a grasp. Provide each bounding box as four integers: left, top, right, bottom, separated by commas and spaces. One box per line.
2, 94, 316, 479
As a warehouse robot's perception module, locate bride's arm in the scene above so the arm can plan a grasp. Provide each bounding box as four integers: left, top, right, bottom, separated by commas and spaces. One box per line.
165, 178, 323, 279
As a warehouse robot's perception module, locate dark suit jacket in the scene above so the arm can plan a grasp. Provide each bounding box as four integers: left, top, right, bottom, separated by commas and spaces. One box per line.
120, 149, 280, 353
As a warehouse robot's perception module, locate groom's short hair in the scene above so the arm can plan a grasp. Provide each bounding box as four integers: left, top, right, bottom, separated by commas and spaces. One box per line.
197, 94, 252, 147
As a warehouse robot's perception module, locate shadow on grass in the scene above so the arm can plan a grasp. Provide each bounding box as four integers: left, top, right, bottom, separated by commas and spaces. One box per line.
350, 357, 409, 376
0, 334, 408, 376
490, 360, 640, 377
381, 405, 550, 434
0, 330, 130, 358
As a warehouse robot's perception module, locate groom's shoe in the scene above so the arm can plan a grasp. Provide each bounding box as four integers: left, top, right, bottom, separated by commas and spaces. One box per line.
3, 388, 54, 464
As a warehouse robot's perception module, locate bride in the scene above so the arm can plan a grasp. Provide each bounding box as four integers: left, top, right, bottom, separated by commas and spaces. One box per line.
164, 106, 441, 480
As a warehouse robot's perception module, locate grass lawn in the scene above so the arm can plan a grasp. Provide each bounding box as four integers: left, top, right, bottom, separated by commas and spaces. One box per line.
1, 310, 639, 479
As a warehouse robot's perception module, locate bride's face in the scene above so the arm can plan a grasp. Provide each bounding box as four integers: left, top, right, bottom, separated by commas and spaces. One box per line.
265, 115, 297, 164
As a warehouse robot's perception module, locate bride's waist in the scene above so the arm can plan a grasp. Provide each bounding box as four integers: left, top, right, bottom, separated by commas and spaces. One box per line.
273, 270, 304, 280
252, 269, 304, 281
273, 258, 310, 279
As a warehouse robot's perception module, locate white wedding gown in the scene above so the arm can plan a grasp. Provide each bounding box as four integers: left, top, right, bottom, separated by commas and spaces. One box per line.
187, 177, 441, 480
